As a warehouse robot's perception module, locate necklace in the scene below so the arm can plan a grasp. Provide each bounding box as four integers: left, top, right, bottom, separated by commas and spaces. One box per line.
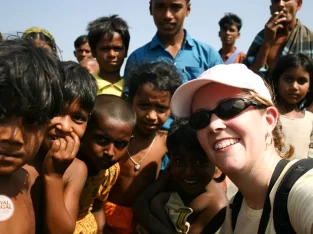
127, 136, 156, 171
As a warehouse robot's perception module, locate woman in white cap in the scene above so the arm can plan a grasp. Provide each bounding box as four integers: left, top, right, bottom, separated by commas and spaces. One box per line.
170, 64, 313, 234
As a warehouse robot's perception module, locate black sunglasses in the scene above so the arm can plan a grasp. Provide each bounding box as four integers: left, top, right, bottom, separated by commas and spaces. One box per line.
190, 98, 264, 130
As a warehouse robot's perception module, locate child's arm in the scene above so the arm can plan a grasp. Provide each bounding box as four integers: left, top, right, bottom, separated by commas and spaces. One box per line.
43, 133, 84, 234
92, 199, 105, 234
189, 182, 228, 234
133, 171, 176, 234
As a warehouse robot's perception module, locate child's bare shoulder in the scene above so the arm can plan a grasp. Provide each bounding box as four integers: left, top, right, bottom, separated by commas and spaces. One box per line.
63, 158, 88, 185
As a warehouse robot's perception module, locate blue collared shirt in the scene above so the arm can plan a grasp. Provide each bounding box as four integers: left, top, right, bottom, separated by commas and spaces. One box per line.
124, 30, 223, 83
124, 30, 223, 129
124, 31, 223, 170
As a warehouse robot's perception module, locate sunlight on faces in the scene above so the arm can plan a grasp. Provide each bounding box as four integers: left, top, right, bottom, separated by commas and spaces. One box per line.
170, 146, 215, 196
132, 83, 171, 135
83, 116, 133, 171
0, 116, 47, 175
191, 83, 277, 175
42, 99, 89, 151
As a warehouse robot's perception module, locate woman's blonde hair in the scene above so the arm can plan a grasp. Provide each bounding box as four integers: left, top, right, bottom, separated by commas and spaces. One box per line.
243, 87, 294, 159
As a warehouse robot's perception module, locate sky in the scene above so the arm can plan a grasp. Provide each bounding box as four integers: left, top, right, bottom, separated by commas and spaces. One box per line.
1, 0, 313, 66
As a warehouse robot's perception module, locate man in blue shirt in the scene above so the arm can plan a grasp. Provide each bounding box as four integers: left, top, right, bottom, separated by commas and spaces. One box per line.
125, 0, 223, 168
125, 0, 223, 83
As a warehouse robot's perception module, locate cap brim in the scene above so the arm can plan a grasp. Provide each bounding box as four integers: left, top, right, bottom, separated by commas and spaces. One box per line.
171, 79, 213, 118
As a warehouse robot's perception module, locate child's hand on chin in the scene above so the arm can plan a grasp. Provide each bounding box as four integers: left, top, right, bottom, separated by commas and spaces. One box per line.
43, 132, 80, 178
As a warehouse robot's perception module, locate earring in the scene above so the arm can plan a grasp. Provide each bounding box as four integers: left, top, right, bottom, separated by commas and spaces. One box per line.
265, 133, 273, 150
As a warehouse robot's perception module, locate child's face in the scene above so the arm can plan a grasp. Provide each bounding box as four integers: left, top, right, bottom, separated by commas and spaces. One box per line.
132, 83, 171, 135
169, 146, 215, 196
150, 0, 190, 38
95, 33, 126, 73
42, 100, 89, 151
83, 116, 133, 170
74, 42, 92, 62
219, 24, 240, 45
0, 116, 47, 175
278, 66, 310, 106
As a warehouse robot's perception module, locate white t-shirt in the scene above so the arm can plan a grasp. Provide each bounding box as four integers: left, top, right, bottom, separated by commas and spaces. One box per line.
280, 111, 313, 159
220, 160, 313, 234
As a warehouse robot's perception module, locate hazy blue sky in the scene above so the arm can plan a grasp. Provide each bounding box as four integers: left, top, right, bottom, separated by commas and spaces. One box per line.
1, 0, 313, 65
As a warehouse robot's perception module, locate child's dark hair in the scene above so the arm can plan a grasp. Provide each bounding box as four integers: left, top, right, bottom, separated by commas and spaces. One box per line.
167, 119, 204, 155
270, 53, 313, 108
149, 0, 190, 12
167, 119, 225, 182
0, 39, 63, 124
60, 61, 97, 113
87, 94, 136, 130
87, 15, 130, 56
22, 27, 57, 52
219, 13, 242, 31
74, 35, 89, 49
127, 62, 182, 99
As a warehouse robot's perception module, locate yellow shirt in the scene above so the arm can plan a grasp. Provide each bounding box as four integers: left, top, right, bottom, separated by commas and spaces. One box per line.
94, 74, 124, 97
77, 163, 120, 220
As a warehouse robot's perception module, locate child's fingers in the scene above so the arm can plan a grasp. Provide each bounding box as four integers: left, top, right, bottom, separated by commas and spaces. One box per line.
47, 139, 61, 155
70, 132, 80, 157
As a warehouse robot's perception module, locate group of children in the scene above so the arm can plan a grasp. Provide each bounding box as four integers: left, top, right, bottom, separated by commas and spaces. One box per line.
0, 36, 229, 234
2, 1, 313, 233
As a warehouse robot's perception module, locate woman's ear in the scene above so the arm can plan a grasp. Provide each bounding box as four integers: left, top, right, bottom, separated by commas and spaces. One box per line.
264, 106, 279, 132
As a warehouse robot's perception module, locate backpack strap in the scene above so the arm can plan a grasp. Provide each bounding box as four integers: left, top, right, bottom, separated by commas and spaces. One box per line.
231, 191, 243, 230
231, 159, 289, 232
273, 158, 313, 233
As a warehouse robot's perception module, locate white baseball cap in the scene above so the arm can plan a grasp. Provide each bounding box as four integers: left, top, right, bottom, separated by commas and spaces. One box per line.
171, 64, 273, 118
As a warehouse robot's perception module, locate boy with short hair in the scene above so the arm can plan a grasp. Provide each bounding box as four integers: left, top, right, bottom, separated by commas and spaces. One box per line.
75, 94, 136, 234
105, 62, 182, 233
125, 0, 222, 84
0, 39, 63, 234
218, 13, 246, 64
74, 35, 93, 62
33, 61, 97, 234
87, 15, 130, 97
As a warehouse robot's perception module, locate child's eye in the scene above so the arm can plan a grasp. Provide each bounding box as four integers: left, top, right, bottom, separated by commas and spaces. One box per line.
171, 3, 182, 12
157, 106, 169, 113
282, 76, 293, 83
114, 140, 129, 150
73, 115, 87, 123
138, 103, 149, 109
297, 78, 308, 85
95, 135, 110, 144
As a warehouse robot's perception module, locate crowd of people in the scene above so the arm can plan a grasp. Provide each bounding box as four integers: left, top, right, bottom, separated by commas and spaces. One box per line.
1, 0, 313, 233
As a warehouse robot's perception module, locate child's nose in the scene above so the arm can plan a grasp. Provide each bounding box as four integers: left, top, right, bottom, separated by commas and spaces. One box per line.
104, 143, 115, 157
146, 109, 157, 120
55, 116, 73, 133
